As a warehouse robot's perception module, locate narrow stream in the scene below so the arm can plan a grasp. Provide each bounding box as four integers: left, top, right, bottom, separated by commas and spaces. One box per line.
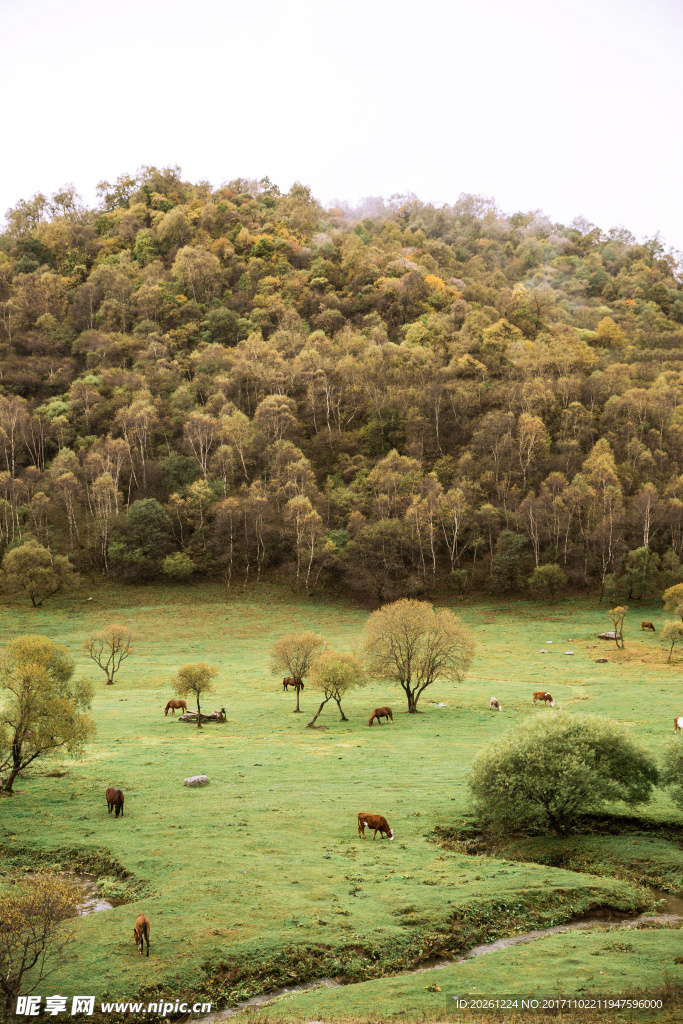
197, 889, 683, 1022
60, 869, 682, 1020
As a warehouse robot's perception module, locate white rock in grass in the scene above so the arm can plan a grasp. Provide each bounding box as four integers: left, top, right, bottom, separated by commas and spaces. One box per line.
184, 775, 208, 787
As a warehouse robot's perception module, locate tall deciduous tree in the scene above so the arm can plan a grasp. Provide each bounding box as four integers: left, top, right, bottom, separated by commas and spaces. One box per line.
363, 598, 474, 713
172, 246, 222, 303
0, 635, 94, 793
82, 624, 133, 685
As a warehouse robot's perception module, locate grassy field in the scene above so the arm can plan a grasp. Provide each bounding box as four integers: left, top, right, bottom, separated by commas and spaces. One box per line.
1, 582, 682, 1019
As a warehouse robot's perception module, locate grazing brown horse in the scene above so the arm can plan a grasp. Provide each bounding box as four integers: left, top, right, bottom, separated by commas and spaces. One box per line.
105, 787, 124, 817
164, 699, 187, 716
368, 706, 393, 726
133, 913, 150, 956
282, 677, 303, 691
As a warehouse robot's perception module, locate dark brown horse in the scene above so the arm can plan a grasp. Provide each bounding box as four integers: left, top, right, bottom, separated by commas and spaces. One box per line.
368, 706, 393, 726
106, 787, 124, 817
165, 699, 187, 716
133, 913, 150, 956
282, 677, 304, 691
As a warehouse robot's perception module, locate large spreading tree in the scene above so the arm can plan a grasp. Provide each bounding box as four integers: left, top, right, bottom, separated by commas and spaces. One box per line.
469, 714, 659, 835
363, 598, 474, 713
0, 635, 95, 794
1, 541, 78, 607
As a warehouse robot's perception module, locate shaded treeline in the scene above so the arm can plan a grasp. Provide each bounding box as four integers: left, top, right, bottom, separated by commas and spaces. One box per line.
1, 167, 683, 599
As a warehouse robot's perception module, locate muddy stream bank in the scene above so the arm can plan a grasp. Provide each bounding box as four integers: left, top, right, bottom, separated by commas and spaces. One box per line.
65, 871, 127, 915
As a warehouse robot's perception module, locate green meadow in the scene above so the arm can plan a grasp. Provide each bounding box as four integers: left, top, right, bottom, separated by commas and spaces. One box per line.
246, 926, 683, 1022
1, 583, 682, 1019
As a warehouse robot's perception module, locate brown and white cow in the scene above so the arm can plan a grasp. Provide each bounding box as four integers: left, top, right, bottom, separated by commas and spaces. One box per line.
675, 716, 683, 734
358, 812, 393, 841
489, 697, 502, 711
641, 621, 656, 632
532, 691, 555, 706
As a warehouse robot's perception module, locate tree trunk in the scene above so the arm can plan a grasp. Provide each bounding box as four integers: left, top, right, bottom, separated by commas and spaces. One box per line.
3, 767, 20, 794
334, 698, 348, 721
545, 806, 566, 836
196, 698, 202, 728
294, 685, 301, 713
307, 697, 330, 727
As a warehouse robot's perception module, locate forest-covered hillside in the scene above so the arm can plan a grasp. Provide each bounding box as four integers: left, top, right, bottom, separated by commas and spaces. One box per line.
1, 166, 683, 600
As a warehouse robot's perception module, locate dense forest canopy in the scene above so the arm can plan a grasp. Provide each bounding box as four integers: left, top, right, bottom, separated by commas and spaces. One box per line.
1, 165, 683, 601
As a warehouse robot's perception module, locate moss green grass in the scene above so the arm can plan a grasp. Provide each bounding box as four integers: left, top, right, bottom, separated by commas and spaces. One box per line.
1, 584, 681, 1016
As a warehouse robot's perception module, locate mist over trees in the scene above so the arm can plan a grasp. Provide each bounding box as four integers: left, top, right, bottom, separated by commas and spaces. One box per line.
1, 167, 683, 599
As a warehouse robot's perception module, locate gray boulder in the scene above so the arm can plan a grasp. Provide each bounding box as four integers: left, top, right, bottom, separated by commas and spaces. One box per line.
184, 775, 208, 787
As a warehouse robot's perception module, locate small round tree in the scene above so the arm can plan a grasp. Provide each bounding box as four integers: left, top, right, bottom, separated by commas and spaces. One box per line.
173, 662, 218, 728
362, 598, 474, 713
82, 624, 133, 685
608, 605, 628, 649
270, 630, 326, 713
162, 552, 196, 580
662, 582, 683, 620
468, 714, 658, 835
661, 620, 683, 662
528, 563, 568, 603
306, 651, 365, 728
1, 540, 78, 607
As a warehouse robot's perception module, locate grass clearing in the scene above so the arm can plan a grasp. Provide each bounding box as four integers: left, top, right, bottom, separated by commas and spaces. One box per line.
1, 583, 682, 1017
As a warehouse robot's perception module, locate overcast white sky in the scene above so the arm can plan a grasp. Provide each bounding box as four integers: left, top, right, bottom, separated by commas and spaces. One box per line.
2, 0, 682, 250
